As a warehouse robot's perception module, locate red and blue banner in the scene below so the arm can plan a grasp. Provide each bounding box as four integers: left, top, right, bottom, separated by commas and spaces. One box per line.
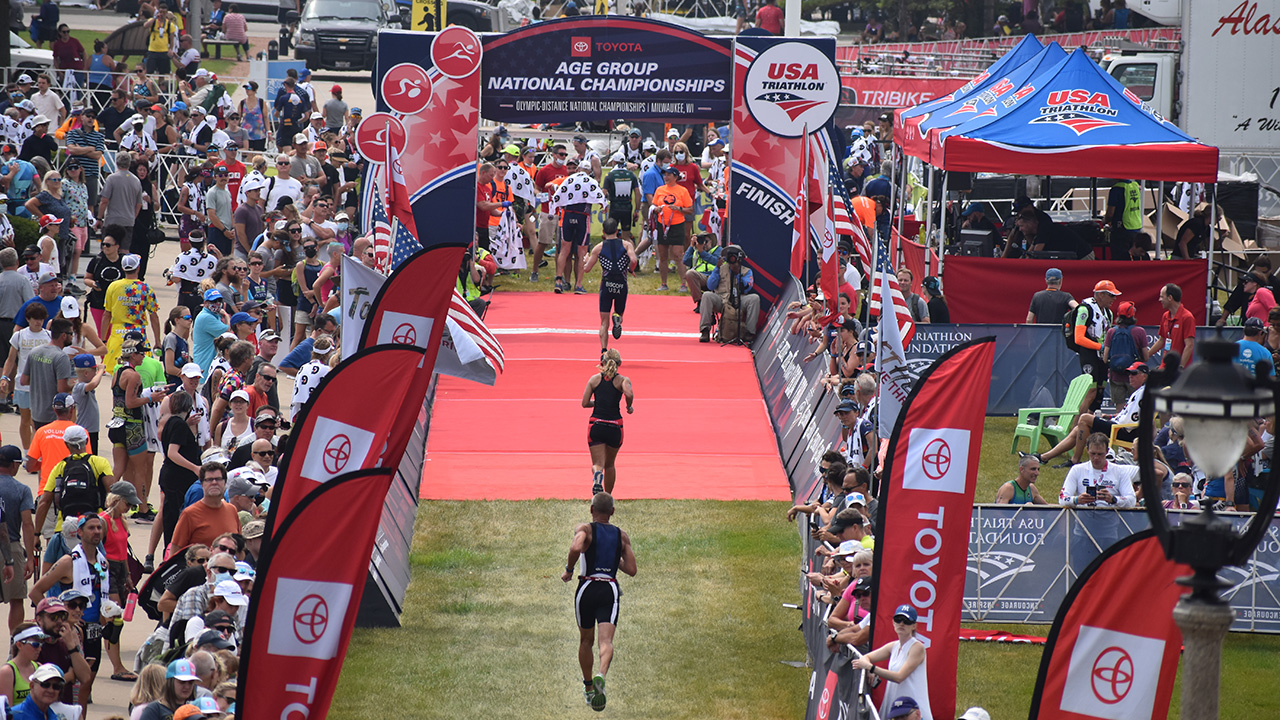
1029, 531, 1187, 720
730, 36, 840, 312
479, 17, 734, 123
372, 27, 483, 249
869, 338, 995, 720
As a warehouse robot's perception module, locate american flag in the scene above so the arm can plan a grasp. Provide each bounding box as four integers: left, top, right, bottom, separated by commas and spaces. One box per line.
819, 129, 873, 275
449, 289, 505, 373
385, 144, 419, 238
369, 176, 393, 275
389, 218, 423, 270
868, 230, 916, 348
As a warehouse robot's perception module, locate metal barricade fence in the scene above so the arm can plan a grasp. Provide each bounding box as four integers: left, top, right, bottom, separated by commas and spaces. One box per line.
2, 64, 294, 228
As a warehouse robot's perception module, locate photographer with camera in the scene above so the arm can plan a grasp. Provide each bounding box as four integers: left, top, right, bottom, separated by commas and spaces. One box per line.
697, 244, 760, 344
458, 246, 488, 317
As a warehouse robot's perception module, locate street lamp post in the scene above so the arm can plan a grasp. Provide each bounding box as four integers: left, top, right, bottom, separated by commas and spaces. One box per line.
1135, 336, 1280, 720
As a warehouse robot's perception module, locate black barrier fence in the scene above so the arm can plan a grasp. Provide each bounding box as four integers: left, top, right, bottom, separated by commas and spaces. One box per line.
355, 377, 435, 627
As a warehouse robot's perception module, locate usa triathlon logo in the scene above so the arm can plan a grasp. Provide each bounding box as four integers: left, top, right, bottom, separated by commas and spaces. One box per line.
1031, 89, 1128, 136
754, 92, 825, 121
744, 43, 839, 138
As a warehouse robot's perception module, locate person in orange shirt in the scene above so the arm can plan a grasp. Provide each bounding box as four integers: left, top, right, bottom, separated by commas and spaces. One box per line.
652, 168, 693, 292
25, 394, 87, 493
167, 462, 240, 557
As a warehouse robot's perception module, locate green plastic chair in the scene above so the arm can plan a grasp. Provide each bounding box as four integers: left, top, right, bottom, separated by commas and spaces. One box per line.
1010, 373, 1093, 455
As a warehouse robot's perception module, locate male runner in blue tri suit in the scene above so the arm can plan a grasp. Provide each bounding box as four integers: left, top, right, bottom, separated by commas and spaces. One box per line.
583, 217, 637, 354
561, 492, 638, 712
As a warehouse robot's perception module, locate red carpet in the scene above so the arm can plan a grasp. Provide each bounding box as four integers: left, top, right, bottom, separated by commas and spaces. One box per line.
421, 292, 790, 500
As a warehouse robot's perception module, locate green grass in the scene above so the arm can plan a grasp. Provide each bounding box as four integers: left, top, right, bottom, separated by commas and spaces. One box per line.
330, 359, 1280, 719
333, 501, 806, 719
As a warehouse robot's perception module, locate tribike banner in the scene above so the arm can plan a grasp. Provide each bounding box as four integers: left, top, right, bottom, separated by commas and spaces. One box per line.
479, 17, 734, 123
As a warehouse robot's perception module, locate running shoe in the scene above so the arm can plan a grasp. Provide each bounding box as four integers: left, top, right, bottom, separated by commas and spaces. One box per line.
700, 328, 710, 343
591, 674, 606, 711
574, 285, 587, 295
658, 284, 668, 291
592, 470, 604, 496
529, 271, 540, 283
677, 283, 688, 293
554, 279, 565, 294
611, 313, 622, 339
584, 689, 596, 707
143, 554, 154, 574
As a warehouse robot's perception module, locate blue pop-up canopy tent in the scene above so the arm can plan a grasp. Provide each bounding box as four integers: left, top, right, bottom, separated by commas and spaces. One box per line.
913, 42, 1069, 163
927, 47, 1218, 182
895, 35, 1045, 158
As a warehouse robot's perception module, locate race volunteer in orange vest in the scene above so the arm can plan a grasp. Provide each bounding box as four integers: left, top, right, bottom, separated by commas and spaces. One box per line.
651, 167, 692, 292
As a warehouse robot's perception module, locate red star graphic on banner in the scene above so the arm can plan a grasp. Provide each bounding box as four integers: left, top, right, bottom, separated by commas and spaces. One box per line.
400, 74, 481, 195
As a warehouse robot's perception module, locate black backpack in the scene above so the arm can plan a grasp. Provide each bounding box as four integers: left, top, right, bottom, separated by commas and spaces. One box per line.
1062, 302, 1094, 353
55, 455, 105, 518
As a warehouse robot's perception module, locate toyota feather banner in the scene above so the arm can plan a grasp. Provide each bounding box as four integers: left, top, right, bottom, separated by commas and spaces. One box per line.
869, 338, 995, 720
238, 468, 396, 719
269, 346, 431, 529
1029, 531, 1187, 720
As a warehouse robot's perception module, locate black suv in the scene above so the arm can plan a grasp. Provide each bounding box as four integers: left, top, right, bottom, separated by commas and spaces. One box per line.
293, 0, 403, 71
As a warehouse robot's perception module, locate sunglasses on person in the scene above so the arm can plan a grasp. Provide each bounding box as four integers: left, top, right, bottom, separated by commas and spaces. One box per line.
194, 556, 209, 564
893, 616, 916, 625
65, 599, 88, 610
249, 260, 264, 266
276, 161, 290, 166
495, 164, 509, 170
259, 374, 277, 383
363, 251, 374, 258
288, 228, 302, 234
215, 543, 237, 554
556, 152, 567, 157
36, 680, 64, 690
1172, 482, 1193, 488
212, 565, 236, 574
17, 639, 41, 649
254, 449, 277, 457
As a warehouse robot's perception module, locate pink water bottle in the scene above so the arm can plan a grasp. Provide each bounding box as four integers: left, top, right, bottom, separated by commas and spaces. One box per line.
123, 592, 138, 622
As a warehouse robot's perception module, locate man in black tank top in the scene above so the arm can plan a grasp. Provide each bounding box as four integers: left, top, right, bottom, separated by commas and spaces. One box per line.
561, 492, 637, 712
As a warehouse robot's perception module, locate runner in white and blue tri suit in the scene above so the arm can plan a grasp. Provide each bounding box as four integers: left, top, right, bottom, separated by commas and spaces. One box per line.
583, 217, 637, 353
561, 492, 638, 712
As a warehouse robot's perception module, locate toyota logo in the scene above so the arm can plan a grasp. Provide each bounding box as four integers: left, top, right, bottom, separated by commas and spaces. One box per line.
573, 40, 589, 53
1090, 646, 1134, 704
292, 593, 329, 644
921, 438, 951, 480
392, 322, 418, 345
322, 433, 352, 474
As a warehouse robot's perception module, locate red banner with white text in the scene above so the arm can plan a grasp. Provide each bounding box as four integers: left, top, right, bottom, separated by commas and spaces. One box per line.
870, 338, 995, 720
840, 76, 967, 109
1029, 531, 1187, 720
237, 468, 396, 719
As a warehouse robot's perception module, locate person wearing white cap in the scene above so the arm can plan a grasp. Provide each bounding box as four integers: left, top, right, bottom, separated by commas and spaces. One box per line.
289, 334, 333, 418
214, 388, 255, 451
664, 126, 683, 153
11, 663, 66, 718
32, 214, 61, 281
19, 115, 58, 170
100, 252, 161, 372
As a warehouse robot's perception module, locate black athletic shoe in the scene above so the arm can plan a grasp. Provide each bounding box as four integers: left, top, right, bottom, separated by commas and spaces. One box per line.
611, 313, 622, 339
592, 470, 604, 496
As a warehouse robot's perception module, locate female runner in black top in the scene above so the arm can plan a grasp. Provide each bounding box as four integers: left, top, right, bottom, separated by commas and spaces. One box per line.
581, 348, 634, 496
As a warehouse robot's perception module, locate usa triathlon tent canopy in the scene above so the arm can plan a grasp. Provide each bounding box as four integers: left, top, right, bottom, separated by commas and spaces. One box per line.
911, 42, 1069, 164
913, 47, 1219, 182
895, 34, 1046, 161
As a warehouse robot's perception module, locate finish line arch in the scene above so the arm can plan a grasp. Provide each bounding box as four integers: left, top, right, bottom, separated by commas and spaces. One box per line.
366, 18, 840, 311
